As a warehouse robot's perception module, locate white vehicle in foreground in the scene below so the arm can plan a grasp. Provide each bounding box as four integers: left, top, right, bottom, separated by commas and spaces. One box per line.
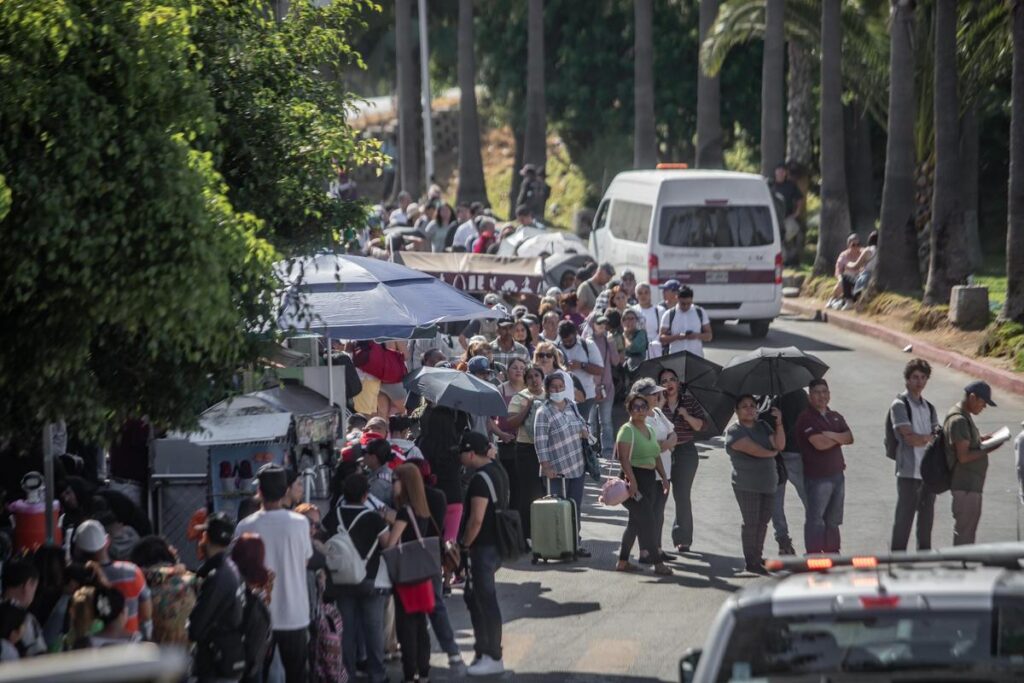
681, 544, 1024, 682
590, 165, 783, 338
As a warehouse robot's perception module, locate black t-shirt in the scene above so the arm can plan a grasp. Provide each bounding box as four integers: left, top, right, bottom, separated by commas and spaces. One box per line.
770, 179, 804, 217
460, 462, 508, 548
396, 506, 433, 544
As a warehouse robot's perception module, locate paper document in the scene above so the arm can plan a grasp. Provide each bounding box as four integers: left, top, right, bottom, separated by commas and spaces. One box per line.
982, 426, 1011, 450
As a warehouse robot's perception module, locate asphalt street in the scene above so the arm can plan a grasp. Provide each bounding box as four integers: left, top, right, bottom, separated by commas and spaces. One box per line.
421, 313, 1024, 682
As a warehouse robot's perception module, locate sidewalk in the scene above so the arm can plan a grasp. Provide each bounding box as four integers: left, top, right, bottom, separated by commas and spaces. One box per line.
782, 297, 1024, 397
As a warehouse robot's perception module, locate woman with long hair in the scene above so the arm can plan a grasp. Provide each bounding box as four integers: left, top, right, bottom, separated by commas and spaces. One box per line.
426, 202, 456, 252
512, 319, 535, 357
385, 464, 436, 683
506, 365, 546, 540
658, 367, 707, 553
497, 357, 528, 508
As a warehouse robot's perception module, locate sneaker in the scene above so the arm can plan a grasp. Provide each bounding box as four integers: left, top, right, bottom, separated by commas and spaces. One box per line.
745, 563, 769, 576
467, 655, 505, 676
448, 654, 467, 674
778, 539, 796, 556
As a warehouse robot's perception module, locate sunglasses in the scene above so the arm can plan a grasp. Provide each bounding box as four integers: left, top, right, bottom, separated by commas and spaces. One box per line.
629, 402, 649, 412
535, 352, 554, 359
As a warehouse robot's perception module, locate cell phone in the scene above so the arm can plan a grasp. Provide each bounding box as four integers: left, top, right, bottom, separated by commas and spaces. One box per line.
632, 491, 644, 502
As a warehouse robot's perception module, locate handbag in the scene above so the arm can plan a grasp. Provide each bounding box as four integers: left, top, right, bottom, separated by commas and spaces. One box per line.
382, 506, 441, 585
599, 424, 635, 506
571, 404, 602, 483
394, 579, 436, 614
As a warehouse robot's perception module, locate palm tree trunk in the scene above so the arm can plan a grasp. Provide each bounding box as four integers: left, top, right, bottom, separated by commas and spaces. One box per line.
786, 42, 814, 170
871, 0, 922, 295
396, 0, 421, 196
759, 0, 786, 177
696, 0, 723, 169
924, 0, 968, 305
845, 100, 877, 238
633, 0, 657, 169
1004, 0, 1024, 322
961, 105, 983, 272
457, 0, 487, 205
524, 0, 546, 173
813, 0, 852, 277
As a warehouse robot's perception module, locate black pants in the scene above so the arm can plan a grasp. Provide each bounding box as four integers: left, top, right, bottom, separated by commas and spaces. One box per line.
395, 592, 430, 681
733, 487, 774, 568
619, 468, 660, 562
515, 442, 544, 540
266, 628, 308, 683
620, 476, 668, 559
671, 442, 699, 548
498, 442, 519, 522
890, 477, 936, 551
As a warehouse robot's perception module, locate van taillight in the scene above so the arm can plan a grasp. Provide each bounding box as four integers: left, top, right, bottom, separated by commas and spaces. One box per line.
648, 254, 660, 285
774, 252, 783, 285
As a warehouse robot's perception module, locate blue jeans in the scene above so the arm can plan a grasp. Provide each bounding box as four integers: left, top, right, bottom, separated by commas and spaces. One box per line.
548, 475, 585, 542
465, 545, 503, 661
429, 574, 459, 657
772, 451, 808, 545
590, 394, 615, 457
804, 472, 845, 554
337, 592, 387, 683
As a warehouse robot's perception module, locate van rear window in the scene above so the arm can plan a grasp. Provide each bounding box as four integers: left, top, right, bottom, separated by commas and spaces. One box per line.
658, 205, 774, 248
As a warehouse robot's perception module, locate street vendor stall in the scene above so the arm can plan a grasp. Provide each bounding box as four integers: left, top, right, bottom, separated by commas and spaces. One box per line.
395, 251, 550, 304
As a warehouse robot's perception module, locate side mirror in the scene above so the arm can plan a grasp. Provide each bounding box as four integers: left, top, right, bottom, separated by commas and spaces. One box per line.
679, 647, 702, 683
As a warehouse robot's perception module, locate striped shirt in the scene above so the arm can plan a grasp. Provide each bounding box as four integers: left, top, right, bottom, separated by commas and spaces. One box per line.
533, 400, 587, 478
101, 561, 150, 635
664, 393, 707, 444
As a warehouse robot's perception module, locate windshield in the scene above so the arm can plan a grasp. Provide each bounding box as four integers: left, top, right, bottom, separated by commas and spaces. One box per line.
716, 609, 1024, 681
659, 205, 773, 248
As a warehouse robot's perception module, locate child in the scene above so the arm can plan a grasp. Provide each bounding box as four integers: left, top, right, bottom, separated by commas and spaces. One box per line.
69, 585, 138, 649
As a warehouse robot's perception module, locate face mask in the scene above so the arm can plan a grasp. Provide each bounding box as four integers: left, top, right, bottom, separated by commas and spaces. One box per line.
550, 389, 572, 402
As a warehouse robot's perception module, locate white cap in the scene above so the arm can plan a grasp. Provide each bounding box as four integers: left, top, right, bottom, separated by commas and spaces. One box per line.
74, 519, 109, 554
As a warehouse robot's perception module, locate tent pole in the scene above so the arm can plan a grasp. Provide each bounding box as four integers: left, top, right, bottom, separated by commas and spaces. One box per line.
42, 423, 55, 543
327, 335, 334, 407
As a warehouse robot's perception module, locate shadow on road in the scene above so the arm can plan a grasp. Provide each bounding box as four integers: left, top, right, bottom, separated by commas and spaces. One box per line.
709, 315, 851, 353
494, 579, 602, 621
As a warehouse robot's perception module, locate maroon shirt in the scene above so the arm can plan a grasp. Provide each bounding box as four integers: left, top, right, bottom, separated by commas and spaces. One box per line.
795, 407, 850, 479
665, 393, 707, 445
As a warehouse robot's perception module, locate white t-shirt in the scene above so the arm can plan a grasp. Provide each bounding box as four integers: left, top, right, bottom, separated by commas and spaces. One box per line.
633, 303, 664, 358
559, 338, 603, 400
647, 407, 674, 481
659, 305, 708, 357
235, 509, 313, 631
452, 220, 477, 250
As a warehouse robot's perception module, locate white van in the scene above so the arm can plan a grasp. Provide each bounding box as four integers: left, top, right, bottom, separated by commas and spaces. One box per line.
589, 167, 783, 338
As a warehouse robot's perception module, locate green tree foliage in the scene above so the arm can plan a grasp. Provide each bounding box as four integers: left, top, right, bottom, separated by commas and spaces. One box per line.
191, 0, 382, 252
0, 0, 281, 446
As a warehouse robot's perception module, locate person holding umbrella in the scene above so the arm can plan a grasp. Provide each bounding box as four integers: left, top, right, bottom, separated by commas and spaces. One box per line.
726, 395, 786, 574
533, 373, 592, 558
658, 368, 707, 553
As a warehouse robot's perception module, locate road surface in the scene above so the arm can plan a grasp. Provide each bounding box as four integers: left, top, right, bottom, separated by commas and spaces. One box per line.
422, 313, 1024, 682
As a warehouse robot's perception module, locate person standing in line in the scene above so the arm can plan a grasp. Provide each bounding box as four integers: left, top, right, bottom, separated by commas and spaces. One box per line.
946, 381, 1004, 545
587, 314, 621, 459
506, 365, 547, 541
73, 519, 153, 639
658, 368, 706, 553
726, 396, 785, 575
769, 389, 810, 556
235, 464, 313, 683
658, 284, 712, 357
533, 373, 592, 558
458, 432, 508, 677
188, 512, 245, 683
1, 559, 44, 657
796, 379, 854, 554
576, 263, 615, 318
556, 320, 603, 423
631, 283, 664, 359
889, 359, 940, 551
490, 319, 530, 370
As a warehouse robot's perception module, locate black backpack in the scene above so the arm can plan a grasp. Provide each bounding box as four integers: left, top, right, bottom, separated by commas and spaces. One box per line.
663, 306, 707, 356
241, 587, 271, 678
884, 396, 937, 461
476, 468, 527, 562
920, 414, 955, 495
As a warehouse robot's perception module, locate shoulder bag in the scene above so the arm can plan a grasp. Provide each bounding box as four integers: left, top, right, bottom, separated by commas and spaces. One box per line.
381, 506, 441, 585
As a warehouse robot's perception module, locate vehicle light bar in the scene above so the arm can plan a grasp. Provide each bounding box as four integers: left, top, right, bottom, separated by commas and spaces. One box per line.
656, 163, 689, 170
806, 557, 833, 571
764, 542, 1024, 574
851, 556, 878, 569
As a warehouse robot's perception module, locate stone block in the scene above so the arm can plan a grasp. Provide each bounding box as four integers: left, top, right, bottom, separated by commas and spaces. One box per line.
948, 285, 989, 331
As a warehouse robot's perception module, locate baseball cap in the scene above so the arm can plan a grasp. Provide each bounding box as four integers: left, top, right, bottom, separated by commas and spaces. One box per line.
483, 293, 501, 306
660, 279, 681, 292
74, 519, 109, 554
453, 431, 490, 455
467, 356, 490, 374
630, 377, 666, 396
197, 511, 236, 546
522, 313, 539, 325
965, 380, 997, 407
497, 317, 514, 328
257, 463, 288, 501
594, 314, 609, 325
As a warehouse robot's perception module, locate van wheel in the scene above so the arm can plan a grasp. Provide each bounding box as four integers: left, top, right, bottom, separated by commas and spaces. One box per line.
749, 320, 771, 338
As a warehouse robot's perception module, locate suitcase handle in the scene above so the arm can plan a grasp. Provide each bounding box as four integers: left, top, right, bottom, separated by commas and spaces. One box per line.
545, 475, 566, 498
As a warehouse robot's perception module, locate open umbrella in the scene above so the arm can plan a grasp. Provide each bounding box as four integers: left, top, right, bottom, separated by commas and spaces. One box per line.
496, 226, 546, 257
403, 366, 508, 417
717, 346, 829, 398
635, 350, 734, 437
277, 254, 501, 340
515, 232, 591, 258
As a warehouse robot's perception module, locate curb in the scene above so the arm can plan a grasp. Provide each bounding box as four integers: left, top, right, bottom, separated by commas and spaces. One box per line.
781, 299, 1024, 397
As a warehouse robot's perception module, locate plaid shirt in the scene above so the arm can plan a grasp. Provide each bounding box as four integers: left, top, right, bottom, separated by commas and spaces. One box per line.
533, 400, 587, 478
490, 340, 530, 369
665, 393, 707, 444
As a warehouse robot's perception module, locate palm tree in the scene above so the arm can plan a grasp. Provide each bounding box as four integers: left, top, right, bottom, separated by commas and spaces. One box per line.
524, 0, 546, 176
396, 0, 421, 196
634, 0, 657, 169
696, 0, 724, 168
813, 0, 852, 276
760, 0, 786, 176
457, 0, 487, 205
871, 0, 921, 294
786, 42, 813, 169
923, 0, 968, 305
1004, 0, 1024, 322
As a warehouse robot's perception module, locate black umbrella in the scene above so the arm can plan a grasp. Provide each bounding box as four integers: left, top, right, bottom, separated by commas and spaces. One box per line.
717, 346, 829, 399
403, 366, 508, 417
636, 350, 735, 438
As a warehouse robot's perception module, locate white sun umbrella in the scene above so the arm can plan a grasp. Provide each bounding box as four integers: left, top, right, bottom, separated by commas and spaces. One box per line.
515, 231, 591, 258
